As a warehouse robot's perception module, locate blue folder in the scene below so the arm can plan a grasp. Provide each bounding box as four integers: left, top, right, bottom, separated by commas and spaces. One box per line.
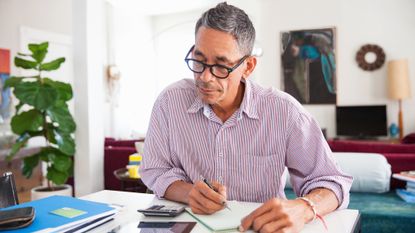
396, 189, 415, 203
2, 195, 116, 233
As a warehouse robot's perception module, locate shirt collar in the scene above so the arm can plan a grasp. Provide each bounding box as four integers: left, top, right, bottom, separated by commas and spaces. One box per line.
187, 79, 259, 120
187, 89, 205, 114
239, 78, 259, 120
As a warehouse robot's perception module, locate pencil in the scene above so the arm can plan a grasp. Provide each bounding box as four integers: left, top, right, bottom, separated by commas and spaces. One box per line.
202, 178, 231, 211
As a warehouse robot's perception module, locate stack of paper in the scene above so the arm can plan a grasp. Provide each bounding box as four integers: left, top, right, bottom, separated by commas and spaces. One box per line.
2, 195, 117, 233
393, 171, 415, 203
185, 201, 261, 233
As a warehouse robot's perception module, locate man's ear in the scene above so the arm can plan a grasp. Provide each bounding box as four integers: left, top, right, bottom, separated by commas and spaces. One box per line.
243, 56, 257, 79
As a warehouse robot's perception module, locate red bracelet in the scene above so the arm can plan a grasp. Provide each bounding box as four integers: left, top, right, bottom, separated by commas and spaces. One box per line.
297, 197, 328, 231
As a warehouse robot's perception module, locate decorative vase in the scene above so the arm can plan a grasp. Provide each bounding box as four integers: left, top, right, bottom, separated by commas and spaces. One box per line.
31, 184, 72, 200
389, 123, 399, 138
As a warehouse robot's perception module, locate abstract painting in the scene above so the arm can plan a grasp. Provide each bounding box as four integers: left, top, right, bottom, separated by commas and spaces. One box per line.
281, 28, 337, 104
0, 49, 12, 121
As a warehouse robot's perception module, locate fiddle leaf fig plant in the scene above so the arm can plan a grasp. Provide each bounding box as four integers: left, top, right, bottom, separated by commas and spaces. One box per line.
5, 42, 76, 188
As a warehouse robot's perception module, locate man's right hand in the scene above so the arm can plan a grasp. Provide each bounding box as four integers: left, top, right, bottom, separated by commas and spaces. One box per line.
187, 180, 227, 215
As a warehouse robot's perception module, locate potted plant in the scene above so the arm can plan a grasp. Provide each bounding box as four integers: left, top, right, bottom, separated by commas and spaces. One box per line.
5, 42, 76, 200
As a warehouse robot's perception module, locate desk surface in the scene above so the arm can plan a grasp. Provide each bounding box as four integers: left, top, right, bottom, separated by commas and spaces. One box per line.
81, 190, 360, 233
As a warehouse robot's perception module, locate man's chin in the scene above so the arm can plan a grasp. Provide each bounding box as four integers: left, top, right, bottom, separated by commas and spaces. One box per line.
200, 97, 217, 105
198, 94, 217, 105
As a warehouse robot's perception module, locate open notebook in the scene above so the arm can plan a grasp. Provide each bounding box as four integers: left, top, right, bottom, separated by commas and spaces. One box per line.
185, 201, 261, 233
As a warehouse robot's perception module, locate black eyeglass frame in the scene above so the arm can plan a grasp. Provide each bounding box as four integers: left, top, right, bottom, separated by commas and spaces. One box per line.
184, 45, 249, 79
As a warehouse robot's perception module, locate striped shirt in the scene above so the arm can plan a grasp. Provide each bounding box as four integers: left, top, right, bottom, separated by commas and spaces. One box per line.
140, 78, 352, 209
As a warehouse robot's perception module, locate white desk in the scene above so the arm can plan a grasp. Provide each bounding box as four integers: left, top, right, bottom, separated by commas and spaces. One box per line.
81, 190, 360, 233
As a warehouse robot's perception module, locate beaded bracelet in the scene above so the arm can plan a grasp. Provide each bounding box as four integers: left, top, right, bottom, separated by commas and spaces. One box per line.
297, 197, 328, 230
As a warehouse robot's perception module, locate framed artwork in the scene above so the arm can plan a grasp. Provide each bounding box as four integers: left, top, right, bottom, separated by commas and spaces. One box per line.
0, 48, 12, 121
281, 28, 337, 104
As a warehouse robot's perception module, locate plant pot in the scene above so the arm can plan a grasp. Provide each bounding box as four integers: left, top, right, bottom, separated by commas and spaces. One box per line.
31, 184, 72, 200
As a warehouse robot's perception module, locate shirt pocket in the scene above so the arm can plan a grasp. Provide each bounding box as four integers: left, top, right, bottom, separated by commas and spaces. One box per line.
228, 154, 281, 202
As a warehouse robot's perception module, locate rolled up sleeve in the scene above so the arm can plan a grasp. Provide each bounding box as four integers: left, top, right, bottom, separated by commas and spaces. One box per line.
140, 93, 191, 198
286, 110, 353, 209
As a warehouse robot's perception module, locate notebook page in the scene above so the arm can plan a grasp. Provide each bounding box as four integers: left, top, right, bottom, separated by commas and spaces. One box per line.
185, 201, 261, 232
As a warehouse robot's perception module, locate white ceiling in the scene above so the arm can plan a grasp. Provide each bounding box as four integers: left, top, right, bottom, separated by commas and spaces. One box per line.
106, 0, 221, 15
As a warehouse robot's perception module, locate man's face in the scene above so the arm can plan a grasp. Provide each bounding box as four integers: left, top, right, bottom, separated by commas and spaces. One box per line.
192, 27, 247, 105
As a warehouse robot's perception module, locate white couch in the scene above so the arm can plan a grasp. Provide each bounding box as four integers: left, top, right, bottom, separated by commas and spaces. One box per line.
285, 152, 392, 193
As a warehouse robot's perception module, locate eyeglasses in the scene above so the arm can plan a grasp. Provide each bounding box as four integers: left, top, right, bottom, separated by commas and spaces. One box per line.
184, 45, 249, 79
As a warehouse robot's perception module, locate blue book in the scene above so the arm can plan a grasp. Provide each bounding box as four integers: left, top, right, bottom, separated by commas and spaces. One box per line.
406, 187, 415, 195
396, 189, 415, 203
2, 195, 116, 233
407, 181, 415, 189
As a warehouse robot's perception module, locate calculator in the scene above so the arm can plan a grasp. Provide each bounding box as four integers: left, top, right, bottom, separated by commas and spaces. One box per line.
137, 205, 185, 217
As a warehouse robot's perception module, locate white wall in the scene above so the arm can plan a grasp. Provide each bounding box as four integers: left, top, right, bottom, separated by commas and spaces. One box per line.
152, 10, 200, 92
107, 10, 156, 138
0, 0, 72, 62
254, 0, 415, 138
0, 0, 72, 131
73, 0, 107, 196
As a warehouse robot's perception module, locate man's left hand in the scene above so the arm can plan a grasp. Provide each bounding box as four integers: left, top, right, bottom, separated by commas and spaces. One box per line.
239, 198, 313, 233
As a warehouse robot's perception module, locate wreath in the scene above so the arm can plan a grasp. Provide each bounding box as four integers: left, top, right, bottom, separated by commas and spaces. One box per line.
356, 44, 385, 71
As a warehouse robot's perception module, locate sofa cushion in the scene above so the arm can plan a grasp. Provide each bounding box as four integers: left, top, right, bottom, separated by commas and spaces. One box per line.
334, 152, 391, 193
104, 137, 144, 147
328, 139, 415, 189
104, 146, 137, 190
285, 152, 391, 193
402, 133, 415, 144
328, 139, 415, 153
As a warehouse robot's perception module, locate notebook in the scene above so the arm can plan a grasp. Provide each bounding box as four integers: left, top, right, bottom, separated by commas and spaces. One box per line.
2, 195, 117, 233
185, 201, 261, 233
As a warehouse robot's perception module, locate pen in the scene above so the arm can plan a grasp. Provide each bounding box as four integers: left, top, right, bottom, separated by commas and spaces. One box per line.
202, 178, 231, 211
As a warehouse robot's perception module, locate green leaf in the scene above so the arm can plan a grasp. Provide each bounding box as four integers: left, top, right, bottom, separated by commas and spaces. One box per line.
10, 109, 43, 135
27, 130, 43, 138
6, 133, 30, 161
38, 42, 49, 51
29, 42, 48, 63
38, 146, 68, 161
28, 42, 48, 54
4, 76, 24, 89
22, 154, 40, 178
39, 148, 51, 161
51, 153, 72, 172
31, 50, 47, 63
46, 166, 68, 185
44, 78, 73, 101
40, 57, 65, 71
54, 130, 75, 155
15, 57, 38, 70
47, 102, 76, 133
45, 123, 58, 144
14, 81, 58, 109
17, 52, 31, 57
28, 44, 39, 53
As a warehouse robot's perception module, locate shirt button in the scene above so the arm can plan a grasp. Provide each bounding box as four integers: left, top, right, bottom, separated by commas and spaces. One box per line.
218, 152, 223, 157
218, 176, 223, 182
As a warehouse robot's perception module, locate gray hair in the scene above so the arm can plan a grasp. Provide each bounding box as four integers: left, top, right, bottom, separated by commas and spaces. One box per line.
195, 2, 255, 56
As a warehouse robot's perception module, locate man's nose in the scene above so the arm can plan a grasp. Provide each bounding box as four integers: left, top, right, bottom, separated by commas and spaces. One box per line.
199, 68, 215, 82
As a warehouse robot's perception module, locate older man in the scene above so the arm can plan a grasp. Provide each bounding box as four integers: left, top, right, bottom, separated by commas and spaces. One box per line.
141, 2, 352, 232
